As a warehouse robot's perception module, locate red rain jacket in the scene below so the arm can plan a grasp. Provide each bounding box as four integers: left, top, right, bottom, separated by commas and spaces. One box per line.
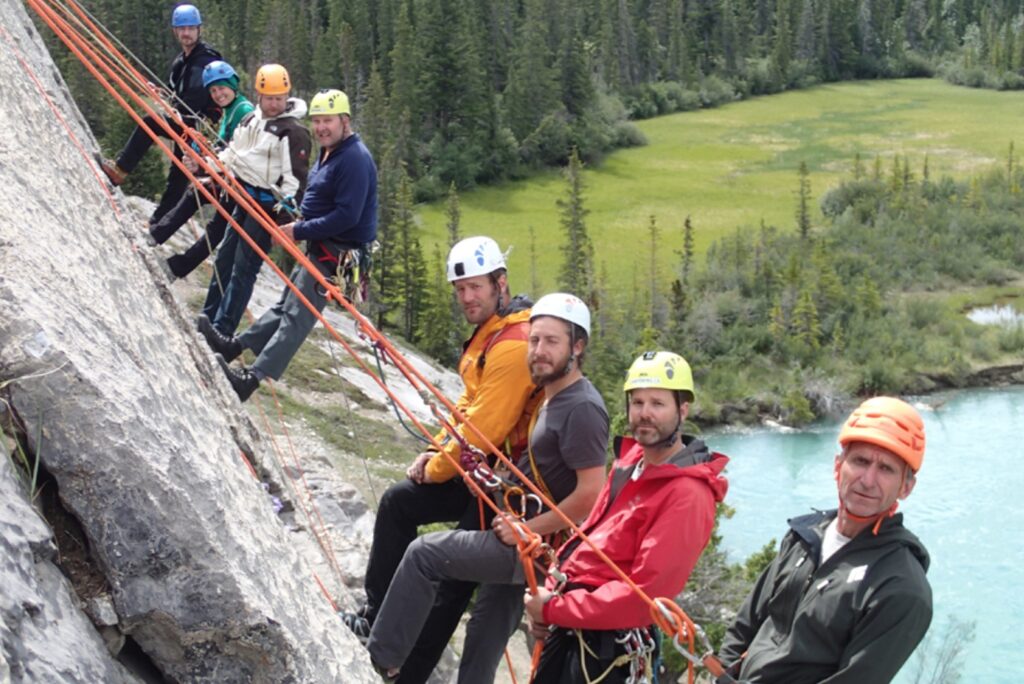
543, 435, 728, 630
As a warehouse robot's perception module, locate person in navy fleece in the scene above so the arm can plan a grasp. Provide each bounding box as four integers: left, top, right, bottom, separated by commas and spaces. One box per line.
203, 88, 378, 401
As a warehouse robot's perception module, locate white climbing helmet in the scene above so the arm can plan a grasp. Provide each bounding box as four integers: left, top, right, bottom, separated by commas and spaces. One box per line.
530, 292, 590, 336
447, 236, 507, 282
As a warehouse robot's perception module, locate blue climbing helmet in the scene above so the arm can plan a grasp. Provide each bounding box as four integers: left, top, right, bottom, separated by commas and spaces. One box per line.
171, 4, 202, 27
202, 60, 238, 90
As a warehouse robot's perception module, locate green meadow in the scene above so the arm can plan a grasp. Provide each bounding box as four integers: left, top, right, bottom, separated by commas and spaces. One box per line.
416, 78, 1024, 293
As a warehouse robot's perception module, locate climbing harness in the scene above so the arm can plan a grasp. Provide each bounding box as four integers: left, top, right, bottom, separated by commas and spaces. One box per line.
566, 626, 657, 684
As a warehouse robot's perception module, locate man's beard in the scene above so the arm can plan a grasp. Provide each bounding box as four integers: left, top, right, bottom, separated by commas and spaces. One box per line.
529, 356, 568, 386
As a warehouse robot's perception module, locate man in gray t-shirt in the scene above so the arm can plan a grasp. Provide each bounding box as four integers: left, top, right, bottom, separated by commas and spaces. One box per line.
513, 376, 608, 507
366, 294, 608, 683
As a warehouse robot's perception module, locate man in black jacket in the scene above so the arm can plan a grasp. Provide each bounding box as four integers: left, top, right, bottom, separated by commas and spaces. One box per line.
100, 3, 221, 226
718, 396, 932, 684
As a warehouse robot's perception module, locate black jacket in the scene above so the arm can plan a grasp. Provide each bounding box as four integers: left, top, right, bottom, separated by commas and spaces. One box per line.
719, 510, 932, 684
168, 41, 222, 122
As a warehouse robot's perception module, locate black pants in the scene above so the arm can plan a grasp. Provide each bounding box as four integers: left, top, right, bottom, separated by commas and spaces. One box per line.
164, 193, 235, 279
115, 113, 192, 225
365, 477, 484, 684
150, 186, 208, 245
533, 627, 634, 684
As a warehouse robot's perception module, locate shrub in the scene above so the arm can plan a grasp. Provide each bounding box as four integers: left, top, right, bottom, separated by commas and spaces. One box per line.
520, 111, 571, 167
698, 75, 738, 107
611, 121, 647, 148
899, 51, 935, 78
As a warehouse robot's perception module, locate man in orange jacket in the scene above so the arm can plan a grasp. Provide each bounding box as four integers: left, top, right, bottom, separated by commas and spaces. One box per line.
343, 236, 540, 683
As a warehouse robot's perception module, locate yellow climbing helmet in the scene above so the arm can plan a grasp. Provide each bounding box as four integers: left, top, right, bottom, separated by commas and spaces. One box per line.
624, 351, 695, 402
255, 64, 291, 95
309, 88, 351, 116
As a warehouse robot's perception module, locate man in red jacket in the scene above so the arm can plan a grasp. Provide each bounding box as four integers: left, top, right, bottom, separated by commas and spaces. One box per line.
524, 350, 729, 684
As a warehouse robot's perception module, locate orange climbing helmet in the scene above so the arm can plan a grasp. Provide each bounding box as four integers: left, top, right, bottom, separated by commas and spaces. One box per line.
255, 64, 291, 95
838, 396, 925, 472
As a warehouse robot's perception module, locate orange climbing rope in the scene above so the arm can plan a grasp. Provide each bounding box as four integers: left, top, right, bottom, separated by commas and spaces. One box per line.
26, 0, 727, 678
0, 24, 120, 216
26, 0, 353, 606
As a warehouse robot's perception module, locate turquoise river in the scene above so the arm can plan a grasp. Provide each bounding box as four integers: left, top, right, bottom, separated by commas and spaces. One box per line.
710, 386, 1024, 683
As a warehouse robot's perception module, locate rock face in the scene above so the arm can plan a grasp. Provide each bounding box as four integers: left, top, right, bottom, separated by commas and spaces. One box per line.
0, 455, 140, 684
0, 0, 378, 680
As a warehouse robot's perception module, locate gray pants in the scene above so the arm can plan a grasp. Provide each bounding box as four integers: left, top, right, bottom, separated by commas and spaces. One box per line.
238, 261, 327, 380
366, 529, 527, 684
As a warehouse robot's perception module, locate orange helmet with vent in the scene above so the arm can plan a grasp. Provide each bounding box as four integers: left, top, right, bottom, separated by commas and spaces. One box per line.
838, 396, 925, 472
255, 64, 291, 95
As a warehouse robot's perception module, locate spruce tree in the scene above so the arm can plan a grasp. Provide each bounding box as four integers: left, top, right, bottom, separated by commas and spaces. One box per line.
393, 170, 427, 340
444, 182, 467, 346
796, 161, 812, 240
647, 215, 662, 329
419, 245, 461, 365
793, 286, 821, 351
557, 148, 595, 300
360, 62, 390, 161
503, 0, 561, 142
373, 148, 404, 330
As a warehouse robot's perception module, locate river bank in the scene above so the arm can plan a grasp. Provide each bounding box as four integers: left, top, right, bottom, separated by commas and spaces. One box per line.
694, 362, 1024, 430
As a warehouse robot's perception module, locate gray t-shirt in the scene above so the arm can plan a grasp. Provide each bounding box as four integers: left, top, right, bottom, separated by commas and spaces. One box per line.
514, 377, 609, 504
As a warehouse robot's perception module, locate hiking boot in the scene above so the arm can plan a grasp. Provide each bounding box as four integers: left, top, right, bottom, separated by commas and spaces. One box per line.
214, 353, 260, 402
100, 159, 127, 186
197, 314, 242, 362
339, 609, 372, 645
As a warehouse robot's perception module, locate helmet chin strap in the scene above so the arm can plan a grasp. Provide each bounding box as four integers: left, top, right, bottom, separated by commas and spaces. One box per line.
840, 501, 899, 536
655, 415, 683, 450
562, 327, 576, 377
839, 468, 906, 536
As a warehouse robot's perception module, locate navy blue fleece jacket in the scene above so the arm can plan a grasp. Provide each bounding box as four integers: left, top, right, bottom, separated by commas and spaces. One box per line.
292, 133, 378, 247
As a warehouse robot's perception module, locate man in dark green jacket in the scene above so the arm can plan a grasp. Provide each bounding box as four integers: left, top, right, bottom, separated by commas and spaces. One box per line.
718, 396, 932, 684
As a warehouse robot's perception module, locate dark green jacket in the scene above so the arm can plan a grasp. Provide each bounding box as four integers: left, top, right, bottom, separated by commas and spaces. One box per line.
216, 94, 254, 148
719, 510, 932, 684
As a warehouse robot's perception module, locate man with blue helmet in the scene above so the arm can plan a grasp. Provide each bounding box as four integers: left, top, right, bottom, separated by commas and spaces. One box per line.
149, 59, 255, 279
100, 3, 222, 227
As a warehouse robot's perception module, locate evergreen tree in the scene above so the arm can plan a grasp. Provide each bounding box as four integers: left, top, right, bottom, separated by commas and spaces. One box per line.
773, 0, 795, 78
855, 277, 882, 317
647, 215, 663, 329
388, 1, 420, 150
557, 148, 595, 300
768, 296, 788, 346
503, 0, 561, 142
559, 26, 595, 117
393, 170, 428, 340
793, 285, 822, 351
419, 244, 461, 365
444, 182, 467, 345
797, 161, 812, 240
360, 62, 390, 161
796, 0, 817, 62
528, 226, 541, 296
682, 214, 696, 287
373, 149, 405, 330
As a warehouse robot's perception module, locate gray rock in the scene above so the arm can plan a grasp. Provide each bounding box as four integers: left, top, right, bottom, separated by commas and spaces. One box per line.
0, 456, 139, 683
85, 595, 120, 627
0, 0, 378, 680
